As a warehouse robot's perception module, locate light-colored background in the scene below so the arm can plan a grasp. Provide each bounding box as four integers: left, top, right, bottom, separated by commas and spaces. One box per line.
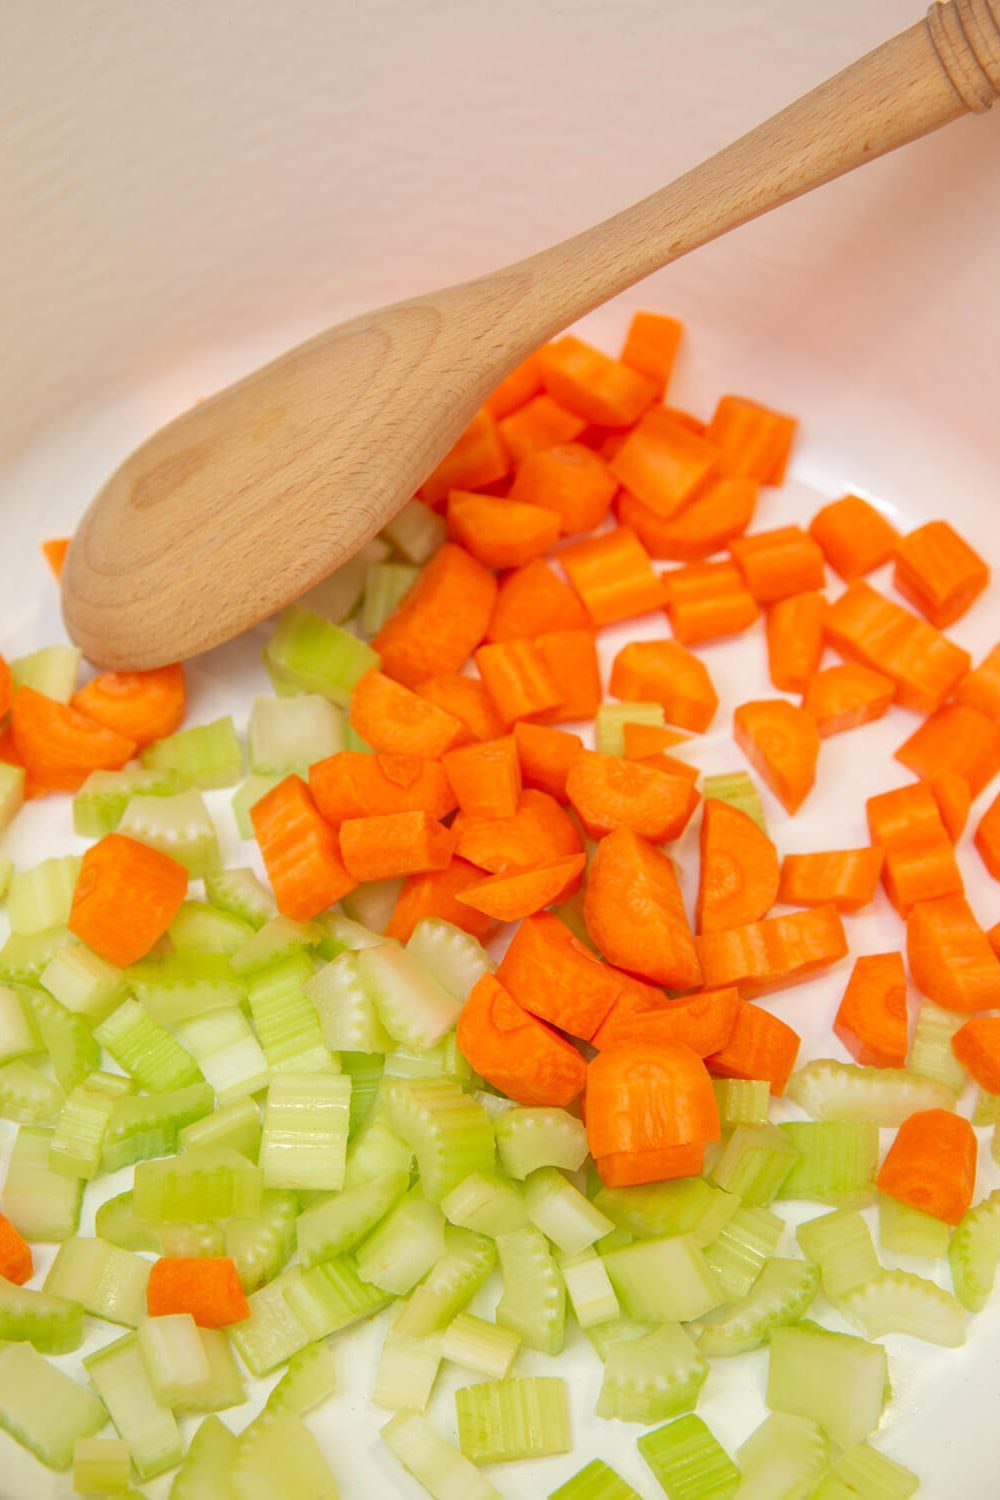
2, 1, 1000, 1496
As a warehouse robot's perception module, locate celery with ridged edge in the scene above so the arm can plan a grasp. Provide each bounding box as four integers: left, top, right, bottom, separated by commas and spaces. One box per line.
265, 603, 380, 706
496, 1226, 567, 1356
133, 1147, 263, 1223
703, 1205, 784, 1302
84, 1331, 185, 1479
283, 1253, 392, 1339
50, 1069, 135, 1179
735, 1412, 828, 1500
0, 762, 26, 835
297, 1170, 408, 1266
637, 1413, 740, 1500
0, 1342, 107, 1471
73, 765, 186, 838
119, 787, 221, 875
0, 927, 71, 987
128, 952, 246, 1026
949, 1188, 1000, 1311
296, 538, 390, 622
343, 1113, 413, 1187
839, 1267, 966, 1346
595, 700, 667, 757
381, 498, 448, 563
441, 1312, 521, 1379
0, 1059, 64, 1123
767, 1321, 889, 1450
776, 1120, 879, 1208
384, 1033, 472, 1082
385, 1077, 495, 1202
382, 1409, 500, 1500
95, 999, 202, 1093
395, 1226, 496, 1338
831, 1442, 919, 1499
907, 1000, 965, 1096
314, 910, 384, 956
247, 953, 333, 1074
174, 1009, 269, 1104
594, 1179, 738, 1249
373, 1317, 443, 1412
356, 1188, 448, 1297
248, 692, 344, 775
141, 715, 244, 789
709, 1122, 798, 1205
230, 914, 322, 974
493, 1105, 588, 1180
39, 940, 126, 1023
204, 867, 276, 930
525, 1166, 615, 1254
166, 1413, 239, 1500
44, 1236, 151, 1327
0, 985, 41, 1064
787, 1058, 955, 1125
712, 1078, 771, 1127
225, 1187, 299, 1292
878, 1194, 951, 1259
456, 1377, 571, 1464
0, 1275, 83, 1353
3, 1123, 83, 1240
406, 917, 494, 1001
11, 644, 81, 701
551, 1459, 641, 1499
230, 1407, 340, 1500
597, 1322, 708, 1424
701, 770, 767, 831
559, 1246, 621, 1329
361, 561, 421, 635
259, 1071, 351, 1191
603, 1235, 724, 1323
266, 1339, 337, 1414
584, 1313, 657, 1361
101, 1082, 215, 1173
357, 941, 461, 1052
72, 1437, 132, 1494
7, 855, 81, 936
305, 951, 394, 1053
179, 1096, 261, 1161
797, 1209, 881, 1300
442, 1171, 528, 1238
228, 1270, 312, 1376
698, 1256, 820, 1357
95, 1192, 163, 1254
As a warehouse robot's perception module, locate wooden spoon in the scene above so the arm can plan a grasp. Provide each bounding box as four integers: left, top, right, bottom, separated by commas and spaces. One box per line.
63, 0, 999, 669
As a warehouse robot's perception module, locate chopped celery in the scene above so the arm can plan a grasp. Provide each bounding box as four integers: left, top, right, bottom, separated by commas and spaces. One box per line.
248, 692, 344, 775
703, 1204, 784, 1301
361, 560, 421, 635
230, 1407, 340, 1500
525, 1166, 614, 1254
908, 1000, 965, 1096
973, 1087, 1000, 1126
356, 1187, 448, 1296
0, 1342, 106, 1471
603, 1235, 724, 1322
395, 1226, 496, 1337
230, 914, 321, 974
357, 941, 461, 1051
494, 1105, 587, 1180
297, 538, 390, 622
167, 1413, 239, 1500
7, 855, 81, 936
584, 1313, 657, 1361
384, 1077, 495, 1201
442, 1312, 521, 1379
701, 770, 766, 831
283, 1253, 392, 1339
698, 1257, 820, 1356
551, 1460, 641, 1499
797, 1209, 881, 1300
0, 1275, 83, 1353
777, 1121, 879, 1208
559, 1246, 621, 1328
598, 1321, 708, 1424
3, 1124, 82, 1240
595, 700, 667, 756
831, 1443, 919, 1499
44, 1236, 151, 1327
384, 1033, 472, 1082
160, 1219, 226, 1257
225, 1187, 299, 1292
128, 952, 246, 1026
949, 1188, 1000, 1311
305, 951, 393, 1053
119, 788, 221, 875
141, 715, 244, 789
0, 762, 25, 835
709, 1122, 798, 1204
204, 866, 276, 930
382, 1409, 500, 1500
95, 1192, 163, 1254
141, 1316, 244, 1412
314, 910, 384, 956
381, 498, 447, 563
247, 953, 332, 1073
341, 876, 401, 931
95, 999, 202, 1093
174, 1008, 269, 1103
373, 1318, 442, 1411
73, 1437, 132, 1494
0, 1059, 64, 1123
265, 603, 379, 706
406, 917, 494, 1001
840, 1267, 965, 1346
343, 1112, 413, 1188
341, 1050, 385, 1136
442, 1171, 528, 1238
735, 1412, 828, 1500
767, 1321, 888, 1449
231, 773, 283, 838
136, 1313, 211, 1407
133, 1147, 263, 1223
266, 1339, 337, 1414
84, 1331, 184, 1479
25, 986, 100, 1092
712, 1077, 771, 1127
787, 1059, 955, 1125
11, 644, 81, 701
259, 1070, 351, 1190
0, 926, 71, 986
73, 765, 186, 838
180, 1096, 262, 1161
102, 1081, 215, 1172
594, 1178, 738, 1248
0, 984, 41, 1063
229, 1270, 312, 1375
878, 1194, 950, 1259
40, 940, 127, 1023
638, 1414, 740, 1500
455, 1377, 571, 1463
496, 1226, 566, 1356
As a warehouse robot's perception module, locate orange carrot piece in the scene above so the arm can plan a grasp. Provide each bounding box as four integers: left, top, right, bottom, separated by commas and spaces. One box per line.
384, 858, 496, 943
0, 1212, 33, 1285
530, 630, 602, 725
705, 1002, 801, 1097
474, 640, 562, 726
589, 977, 675, 1050
69, 833, 188, 967
809, 495, 898, 580
833, 953, 908, 1069
778, 848, 885, 912
584, 828, 702, 990
622, 723, 691, 757
633, 750, 700, 785
619, 311, 683, 399
953, 1017, 1000, 1094
538, 334, 657, 427
447, 490, 560, 570
418, 407, 508, 507
696, 799, 780, 935
508, 444, 618, 534
558, 526, 664, 626
733, 699, 820, 814
990, 922, 1000, 960
662, 408, 707, 436
413, 674, 506, 744
70, 664, 186, 748
695, 905, 848, 998
618, 477, 757, 561
729, 526, 825, 604
11, 687, 136, 794
595, 988, 742, 1058
513, 722, 583, 804
586, 1041, 720, 1165
456, 854, 586, 922
566, 751, 697, 843
801, 663, 895, 737
483, 353, 544, 421
486, 558, 590, 642
251, 776, 355, 921
927, 772, 972, 843
339, 811, 456, 883
0, 657, 11, 721
866, 781, 963, 916
824, 580, 970, 714
453, 788, 584, 874
662, 560, 759, 646
443, 736, 522, 819
955, 643, 1000, 721
147, 1256, 250, 1328
610, 639, 718, 733
894, 519, 990, 629
706, 395, 797, 484
907, 895, 1000, 1013
349, 670, 465, 758
498, 394, 587, 468
976, 791, 1000, 880
41, 537, 72, 580
455, 974, 586, 1106
610, 408, 720, 518
374, 544, 497, 687
309, 752, 455, 826
766, 592, 826, 693
596, 1142, 708, 1188
895, 704, 1000, 799
877, 1110, 976, 1225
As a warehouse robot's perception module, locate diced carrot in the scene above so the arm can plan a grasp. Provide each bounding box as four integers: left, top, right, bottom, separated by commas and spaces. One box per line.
894, 520, 990, 629
595, 988, 742, 1058
508, 444, 618, 534
374, 544, 497, 687
976, 791, 1000, 880
662, 560, 759, 646
802, 662, 895, 737
513, 722, 583, 804
447, 490, 560, 570
443, 736, 522, 819
895, 704, 1000, 799
41, 537, 72, 580
11, 687, 137, 794
413, 674, 506, 744
927, 772, 972, 844
474, 639, 562, 726
71, 664, 187, 747
630, 750, 700, 785
766, 593, 826, 693
620, 725, 688, 759
309, 752, 455, 826
584, 827, 702, 990
384, 858, 496, 943
339, 811, 456, 883
483, 353, 544, 421
706, 395, 797, 484
498, 394, 588, 467
538, 335, 657, 427
695, 905, 848, 998
730, 526, 825, 603
0, 657, 11, 721
618, 477, 757, 561
778, 848, 885, 912
619, 311, 683, 399
877, 1110, 976, 1225
833, 952, 908, 1069
530, 630, 602, 725
907, 895, 1000, 1013
251, 776, 355, 920
589, 977, 675, 1050
456, 853, 586, 922
566, 750, 697, 843
586, 1041, 719, 1166
990, 922, 1000, 960
808, 495, 898, 580
486, 558, 590, 642
453, 788, 584, 875
867, 781, 964, 916
696, 799, 780, 935
705, 1002, 801, 1097
147, 1256, 250, 1328
0, 1212, 33, 1285
610, 639, 718, 732
350, 670, 465, 758
455, 974, 586, 1107
558, 526, 664, 626
733, 699, 820, 814
955, 644, 1000, 721
610, 408, 720, 518
824, 580, 970, 714
69, 833, 188, 967
595, 1143, 708, 1188
952, 1017, 1000, 1093
418, 407, 508, 507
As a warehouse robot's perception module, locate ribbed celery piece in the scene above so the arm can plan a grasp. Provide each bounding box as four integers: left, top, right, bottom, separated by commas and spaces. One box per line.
0, 1059, 64, 1123
7, 855, 81, 936
129, 952, 246, 1026
831, 1443, 919, 1499
229, 1269, 312, 1375
265, 603, 380, 706
0, 984, 41, 1064
305, 952, 393, 1053
736, 1412, 828, 1500
231, 773, 285, 839
259, 1071, 351, 1190
949, 1188, 1000, 1311
698, 1257, 820, 1357
169, 902, 255, 961
712, 1078, 771, 1128
0, 1342, 106, 1470
456, 1376, 571, 1464
373, 1316, 443, 1412
266, 1339, 337, 1414
297, 1170, 409, 1265
74, 765, 186, 838
495, 1226, 566, 1356
340, 1051, 385, 1136
360, 561, 421, 635
204, 866, 276, 930
356, 1187, 448, 1297
638, 1413, 740, 1500
703, 1206, 784, 1302
382, 498, 447, 563
878, 1194, 950, 1259
787, 1059, 955, 1125
595, 700, 667, 757
0, 761, 26, 835
525, 1166, 615, 1254
84, 1331, 184, 1479
839, 1267, 965, 1346
384, 1077, 495, 1201
225, 1187, 299, 1292
141, 716, 244, 789
49, 1069, 134, 1178
0, 927, 71, 987
180, 1095, 261, 1161
972, 1088, 1000, 1126
230, 914, 322, 974
11, 644, 81, 701
102, 1082, 215, 1173
357, 942, 461, 1052
384, 1033, 473, 1083
777, 1121, 879, 1209
908, 1000, 965, 1096
73, 1436, 132, 1494
233, 1406, 341, 1500
44, 1236, 151, 1327
139, 1315, 245, 1412
40, 940, 127, 1023
585, 1313, 657, 1361
167, 1413, 239, 1500
603, 1235, 724, 1322
314, 911, 384, 958
594, 1178, 738, 1248
0, 1275, 83, 1352
768, 1321, 889, 1450
247, 953, 333, 1073
442, 1172, 528, 1238
797, 1209, 881, 1300
551, 1460, 641, 1499
96, 999, 202, 1093
395, 1226, 496, 1337
342, 1111, 413, 1187
598, 1321, 708, 1424
702, 771, 767, 832
119, 787, 221, 875
248, 692, 344, 775
133, 1147, 263, 1223
383, 1408, 499, 1500
284, 1253, 392, 1339
159, 1219, 226, 1257
406, 918, 494, 1001
559, 1246, 620, 1328
174, 1008, 269, 1104
297, 540, 390, 625
709, 1122, 798, 1205
341, 876, 402, 931
442, 1312, 521, 1379
3, 1124, 82, 1240
95, 1192, 163, 1254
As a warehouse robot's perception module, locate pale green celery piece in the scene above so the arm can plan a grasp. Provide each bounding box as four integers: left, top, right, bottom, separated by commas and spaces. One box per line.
342, 1112, 413, 1188
44, 1236, 151, 1327
797, 1209, 881, 1301
248, 692, 344, 775
159, 1219, 226, 1257
148, 1319, 244, 1413
441, 1312, 521, 1380
296, 538, 390, 622
594, 700, 666, 756
266, 1339, 337, 1414
949, 1188, 1000, 1311
777, 1121, 879, 1208
204, 866, 276, 930
879, 1194, 951, 1259
637, 1413, 740, 1500
73, 766, 186, 838
95, 1193, 162, 1254
169, 900, 256, 955
180, 1096, 262, 1161
698, 1257, 820, 1357
372, 1316, 443, 1412
357, 941, 461, 1051
496, 1226, 566, 1356
0, 1059, 64, 1123
356, 1187, 448, 1297
297, 1170, 409, 1265
907, 1000, 966, 1095
701, 770, 767, 831
11, 644, 81, 701
102, 1082, 215, 1172
284, 1253, 392, 1339
594, 1178, 738, 1248
73, 1436, 133, 1494
406, 917, 494, 1001
767, 1321, 888, 1450
174, 1008, 269, 1104
141, 716, 244, 789
382, 1408, 500, 1500
525, 1166, 615, 1254
361, 561, 421, 635
787, 1059, 955, 1125
456, 1377, 571, 1464
973, 1087, 1000, 1126
95, 999, 202, 1093
0, 1275, 83, 1353
703, 1205, 785, 1302
0, 927, 72, 986
133, 1147, 263, 1223
340, 1051, 385, 1136
230, 914, 323, 975
384, 1034, 473, 1083
395, 1226, 496, 1337
259, 1071, 351, 1191
442, 1172, 528, 1238
119, 787, 221, 875
809, 1477, 862, 1500
229, 1269, 312, 1375
597, 1321, 708, 1424
602, 1235, 724, 1322
247, 952, 333, 1074
839, 1267, 965, 1346
264, 603, 380, 706
231, 773, 283, 839
24, 987, 100, 1093
166, 1413, 238, 1500
384, 1077, 495, 1201
0, 762, 26, 835
128, 952, 246, 1026
592, 1224, 633, 1254
136, 1313, 211, 1408
313, 910, 384, 958
735, 1412, 828, 1500
381, 498, 447, 563
7, 855, 82, 936
0, 855, 12, 898
232, 1406, 342, 1500
584, 1313, 657, 1361
84, 1331, 184, 1479
559, 1247, 620, 1329
712, 1078, 771, 1127
3, 1124, 82, 1240
709, 1122, 798, 1205
224, 1188, 299, 1292
40, 940, 127, 1023
341, 877, 402, 933
0, 1342, 106, 1471
832, 1442, 919, 1499
0, 985, 42, 1063
305, 951, 393, 1053
550, 1458, 642, 1500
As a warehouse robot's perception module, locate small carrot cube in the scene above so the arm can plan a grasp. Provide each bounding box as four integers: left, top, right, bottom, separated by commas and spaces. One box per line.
538, 334, 657, 427
443, 737, 523, 819
809, 494, 898, 580
508, 443, 618, 535
69, 833, 188, 967
559, 527, 664, 627
147, 1256, 250, 1327
610, 408, 720, 519
893, 519, 989, 628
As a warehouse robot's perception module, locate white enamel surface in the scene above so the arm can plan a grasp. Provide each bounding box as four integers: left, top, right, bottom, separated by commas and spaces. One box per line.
2, 1, 1000, 1495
